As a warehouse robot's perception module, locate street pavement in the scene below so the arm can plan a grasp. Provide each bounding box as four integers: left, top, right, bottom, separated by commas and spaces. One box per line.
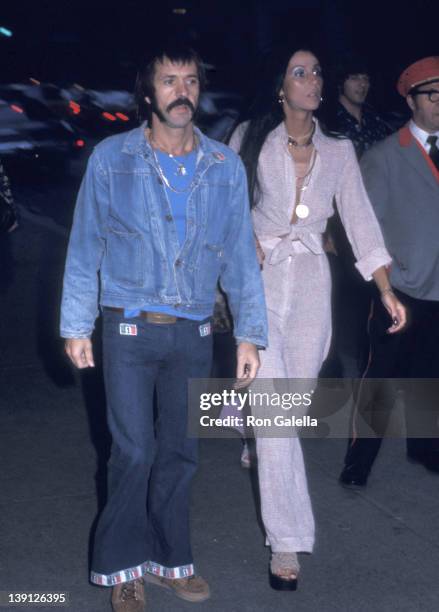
1, 167, 439, 612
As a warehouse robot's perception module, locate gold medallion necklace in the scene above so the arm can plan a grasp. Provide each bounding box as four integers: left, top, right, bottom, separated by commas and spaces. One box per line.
292, 147, 317, 221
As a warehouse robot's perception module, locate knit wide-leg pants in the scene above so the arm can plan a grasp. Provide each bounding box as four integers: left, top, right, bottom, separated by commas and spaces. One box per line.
255, 243, 332, 553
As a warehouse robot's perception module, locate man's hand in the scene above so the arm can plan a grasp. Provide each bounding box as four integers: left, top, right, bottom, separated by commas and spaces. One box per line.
65, 338, 95, 369
235, 342, 260, 389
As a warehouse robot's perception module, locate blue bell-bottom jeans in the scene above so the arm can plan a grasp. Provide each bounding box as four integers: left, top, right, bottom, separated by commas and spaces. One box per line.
91, 309, 213, 586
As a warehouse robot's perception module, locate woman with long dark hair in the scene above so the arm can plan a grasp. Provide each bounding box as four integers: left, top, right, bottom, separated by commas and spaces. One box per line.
229, 47, 406, 590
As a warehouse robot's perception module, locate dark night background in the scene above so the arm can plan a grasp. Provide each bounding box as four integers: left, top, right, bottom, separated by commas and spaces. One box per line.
1, 0, 438, 114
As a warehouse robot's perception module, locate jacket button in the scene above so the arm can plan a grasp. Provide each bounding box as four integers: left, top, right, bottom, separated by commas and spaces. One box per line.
175, 259, 181, 267
157, 177, 163, 185
165, 214, 172, 222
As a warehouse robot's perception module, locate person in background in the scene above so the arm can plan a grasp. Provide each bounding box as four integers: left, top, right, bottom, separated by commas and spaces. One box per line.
321, 58, 393, 380
339, 56, 439, 488
0, 160, 18, 234
0, 160, 18, 295
332, 58, 391, 158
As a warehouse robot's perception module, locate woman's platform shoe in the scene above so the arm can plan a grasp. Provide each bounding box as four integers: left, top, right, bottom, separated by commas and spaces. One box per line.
269, 552, 299, 591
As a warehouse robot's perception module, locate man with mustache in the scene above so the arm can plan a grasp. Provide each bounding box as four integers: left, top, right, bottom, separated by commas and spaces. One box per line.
60, 44, 267, 612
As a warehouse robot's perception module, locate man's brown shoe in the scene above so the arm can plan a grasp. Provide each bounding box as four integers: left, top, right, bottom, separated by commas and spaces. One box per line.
144, 573, 210, 603
111, 578, 145, 612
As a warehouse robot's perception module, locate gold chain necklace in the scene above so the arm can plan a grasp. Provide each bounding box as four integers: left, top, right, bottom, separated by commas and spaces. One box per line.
151, 148, 197, 194
148, 131, 198, 194
150, 135, 197, 176
292, 148, 317, 221
287, 122, 316, 148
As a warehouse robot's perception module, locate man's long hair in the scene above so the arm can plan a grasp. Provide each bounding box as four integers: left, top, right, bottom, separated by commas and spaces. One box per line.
334, 56, 371, 94
134, 43, 206, 124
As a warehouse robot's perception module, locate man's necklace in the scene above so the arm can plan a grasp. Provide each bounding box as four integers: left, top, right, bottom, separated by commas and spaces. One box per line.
152, 149, 196, 194
149, 133, 198, 194
150, 133, 197, 176
156, 149, 188, 176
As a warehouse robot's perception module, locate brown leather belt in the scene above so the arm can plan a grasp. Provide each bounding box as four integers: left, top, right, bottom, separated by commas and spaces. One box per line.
104, 306, 179, 324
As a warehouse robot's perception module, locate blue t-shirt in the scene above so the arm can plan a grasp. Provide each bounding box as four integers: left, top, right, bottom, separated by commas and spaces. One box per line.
155, 149, 197, 245
125, 148, 209, 321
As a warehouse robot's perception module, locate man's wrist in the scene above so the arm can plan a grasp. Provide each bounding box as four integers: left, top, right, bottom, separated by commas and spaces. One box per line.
236, 340, 259, 350
235, 337, 266, 349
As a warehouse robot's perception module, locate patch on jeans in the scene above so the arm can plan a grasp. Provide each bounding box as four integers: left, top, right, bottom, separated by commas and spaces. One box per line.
119, 323, 137, 336
199, 322, 211, 337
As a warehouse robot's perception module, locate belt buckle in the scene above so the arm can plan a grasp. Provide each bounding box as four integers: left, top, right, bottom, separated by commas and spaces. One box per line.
145, 312, 177, 324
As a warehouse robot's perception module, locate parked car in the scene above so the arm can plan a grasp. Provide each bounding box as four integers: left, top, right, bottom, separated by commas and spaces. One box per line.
75, 89, 138, 135
8, 81, 137, 138
197, 91, 243, 141
0, 86, 85, 175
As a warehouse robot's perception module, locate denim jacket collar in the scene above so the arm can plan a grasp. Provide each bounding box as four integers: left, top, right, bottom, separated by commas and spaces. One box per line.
121, 122, 226, 168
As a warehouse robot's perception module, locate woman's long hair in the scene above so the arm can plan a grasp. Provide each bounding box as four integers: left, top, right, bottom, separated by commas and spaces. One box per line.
236, 46, 335, 208
237, 51, 290, 208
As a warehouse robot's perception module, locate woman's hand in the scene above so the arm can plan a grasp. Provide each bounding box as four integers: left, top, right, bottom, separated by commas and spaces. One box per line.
323, 232, 338, 256
372, 266, 406, 333
381, 290, 407, 334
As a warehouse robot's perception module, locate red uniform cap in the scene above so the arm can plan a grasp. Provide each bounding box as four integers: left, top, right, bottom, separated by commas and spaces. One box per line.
397, 56, 439, 97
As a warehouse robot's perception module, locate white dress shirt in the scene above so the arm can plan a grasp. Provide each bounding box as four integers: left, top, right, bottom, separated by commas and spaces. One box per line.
409, 120, 439, 154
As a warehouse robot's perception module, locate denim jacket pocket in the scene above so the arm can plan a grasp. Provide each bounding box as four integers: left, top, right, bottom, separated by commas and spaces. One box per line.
194, 242, 224, 299
103, 229, 144, 288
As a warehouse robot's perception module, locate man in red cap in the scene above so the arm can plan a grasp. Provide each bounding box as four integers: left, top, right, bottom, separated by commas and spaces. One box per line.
340, 56, 439, 488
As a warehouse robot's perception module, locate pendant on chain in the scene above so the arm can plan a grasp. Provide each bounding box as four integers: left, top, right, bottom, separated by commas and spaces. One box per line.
169, 154, 187, 176
295, 204, 309, 219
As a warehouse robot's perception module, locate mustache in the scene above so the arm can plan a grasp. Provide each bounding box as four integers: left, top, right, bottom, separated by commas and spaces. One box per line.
166, 97, 196, 113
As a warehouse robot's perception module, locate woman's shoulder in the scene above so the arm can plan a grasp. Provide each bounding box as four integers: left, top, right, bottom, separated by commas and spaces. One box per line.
315, 124, 355, 158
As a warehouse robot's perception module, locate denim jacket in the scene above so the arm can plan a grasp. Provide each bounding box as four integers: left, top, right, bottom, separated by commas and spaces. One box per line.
60, 124, 268, 347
